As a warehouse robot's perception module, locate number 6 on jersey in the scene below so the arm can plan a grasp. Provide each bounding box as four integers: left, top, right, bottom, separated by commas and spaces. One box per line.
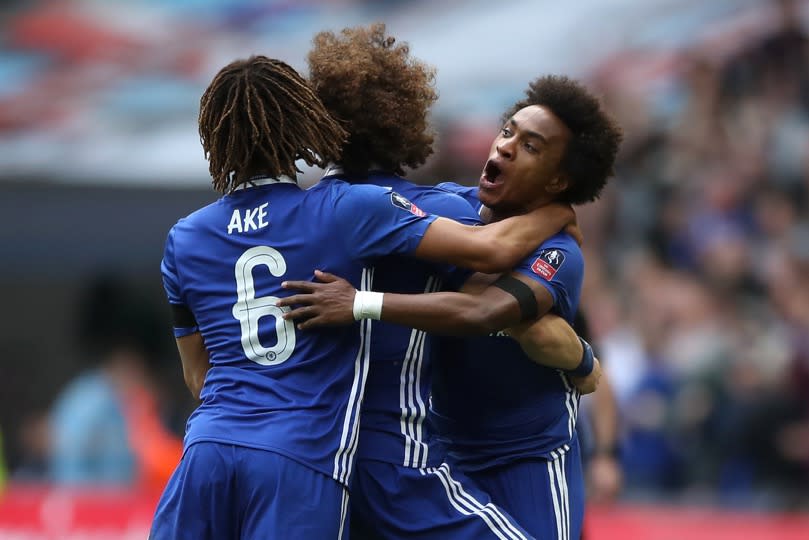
232, 246, 296, 365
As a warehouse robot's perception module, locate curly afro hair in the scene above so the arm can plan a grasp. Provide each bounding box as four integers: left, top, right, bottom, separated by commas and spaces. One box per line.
504, 76, 623, 205
307, 23, 438, 176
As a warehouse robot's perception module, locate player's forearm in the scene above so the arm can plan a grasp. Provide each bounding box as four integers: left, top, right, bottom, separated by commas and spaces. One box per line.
484, 204, 575, 267
417, 209, 571, 274
416, 218, 523, 274
380, 291, 511, 336
509, 314, 583, 370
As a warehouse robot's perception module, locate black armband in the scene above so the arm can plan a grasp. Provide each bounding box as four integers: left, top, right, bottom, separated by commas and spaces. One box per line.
492, 275, 539, 322
171, 303, 198, 328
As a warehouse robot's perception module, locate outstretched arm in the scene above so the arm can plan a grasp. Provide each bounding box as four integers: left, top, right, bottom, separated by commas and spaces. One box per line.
280, 270, 550, 335
278, 270, 598, 389
414, 204, 579, 274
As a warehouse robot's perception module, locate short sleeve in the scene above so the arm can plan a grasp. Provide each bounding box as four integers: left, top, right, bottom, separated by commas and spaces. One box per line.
334, 184, 438, 261
512, 235, 584, 321
415, 187, 483, 289
416, 188, 481, 227
434, 182, 480, 211
161, 226, 199, 337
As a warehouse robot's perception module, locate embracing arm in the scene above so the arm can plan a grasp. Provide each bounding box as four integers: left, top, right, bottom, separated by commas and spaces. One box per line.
414, 203, 577, 274
278, 271, 544, 334
384, 285, 601, 392
508, 314, 583, 370
508, 316, 602, 394
374, 272, 550, 335
175, 333, 210, 400
278, 270, 599, 390
280, 269, 560, 342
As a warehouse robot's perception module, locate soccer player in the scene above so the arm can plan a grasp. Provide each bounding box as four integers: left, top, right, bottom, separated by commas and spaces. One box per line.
276, 24, 598, 539
281, 75, 622, 539
148, 56, 577, 540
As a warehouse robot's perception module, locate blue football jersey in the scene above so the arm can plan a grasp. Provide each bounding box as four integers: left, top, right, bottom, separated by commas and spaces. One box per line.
160, 176, 437, 486
429, 183, 585, 471
434, 182, 479, 212
321, 171, 480, 469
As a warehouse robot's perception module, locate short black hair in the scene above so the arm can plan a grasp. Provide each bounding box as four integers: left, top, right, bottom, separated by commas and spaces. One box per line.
504, 76, 623, 205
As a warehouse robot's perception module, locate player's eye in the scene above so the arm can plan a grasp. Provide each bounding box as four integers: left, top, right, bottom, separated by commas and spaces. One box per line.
500, 127, 512, 137
524, 142, 537, 153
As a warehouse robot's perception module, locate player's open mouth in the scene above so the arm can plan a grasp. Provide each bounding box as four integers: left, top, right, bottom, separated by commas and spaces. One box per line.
480, 160, 503, 188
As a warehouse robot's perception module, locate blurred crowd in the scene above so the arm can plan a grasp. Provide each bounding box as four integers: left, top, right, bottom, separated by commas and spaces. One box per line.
0, 0, 432, 182
2, 276, 187, 495
576, 0, 809, 509
0, 0, 808, 513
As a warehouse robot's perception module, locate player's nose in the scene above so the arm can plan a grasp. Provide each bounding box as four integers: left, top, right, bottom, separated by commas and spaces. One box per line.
496, 139, 514, 160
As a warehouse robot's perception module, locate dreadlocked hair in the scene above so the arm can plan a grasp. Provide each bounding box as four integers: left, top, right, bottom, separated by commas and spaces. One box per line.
199, 55, 347, 193
504, 75, 623, 205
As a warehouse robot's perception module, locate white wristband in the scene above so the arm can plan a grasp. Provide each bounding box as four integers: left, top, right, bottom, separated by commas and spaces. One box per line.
352, 291, 384, 321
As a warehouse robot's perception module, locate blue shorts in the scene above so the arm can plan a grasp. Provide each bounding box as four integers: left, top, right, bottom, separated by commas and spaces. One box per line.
149, 442, 349, 540
465, 439, 584, 540
350, 458, 534, 540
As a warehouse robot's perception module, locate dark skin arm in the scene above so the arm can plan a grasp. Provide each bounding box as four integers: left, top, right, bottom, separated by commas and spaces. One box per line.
379, 272, 548, 335
412, 204, 581, 274
400, 272, 597, 387
175, 332, 210, 400
280, 270, 551, 335
278, 271, 599, 393
507, 315, 603, 394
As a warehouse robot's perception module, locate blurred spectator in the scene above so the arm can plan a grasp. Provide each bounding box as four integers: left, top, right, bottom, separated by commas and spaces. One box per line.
48, 276, 182, 492
11, 411, 50, 482
562, 0, 809, 509
574, 311, 624, 507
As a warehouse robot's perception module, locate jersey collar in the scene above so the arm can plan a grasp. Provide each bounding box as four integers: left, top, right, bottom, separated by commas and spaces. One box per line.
231, 175, 297, 191
321, 164, 391, 179
322, 164, 345, 178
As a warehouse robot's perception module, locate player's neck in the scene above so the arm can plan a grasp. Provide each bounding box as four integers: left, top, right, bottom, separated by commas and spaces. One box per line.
323, 163, 392, 179
488, 196, 555, 223
235, 171, 273, 185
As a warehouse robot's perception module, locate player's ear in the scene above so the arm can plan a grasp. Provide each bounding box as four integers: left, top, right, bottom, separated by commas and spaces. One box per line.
547, 174, 569, 194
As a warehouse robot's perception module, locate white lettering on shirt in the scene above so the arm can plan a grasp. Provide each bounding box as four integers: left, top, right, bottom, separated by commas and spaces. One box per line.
227, 203, 269, 234
227, 209, 243, 234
